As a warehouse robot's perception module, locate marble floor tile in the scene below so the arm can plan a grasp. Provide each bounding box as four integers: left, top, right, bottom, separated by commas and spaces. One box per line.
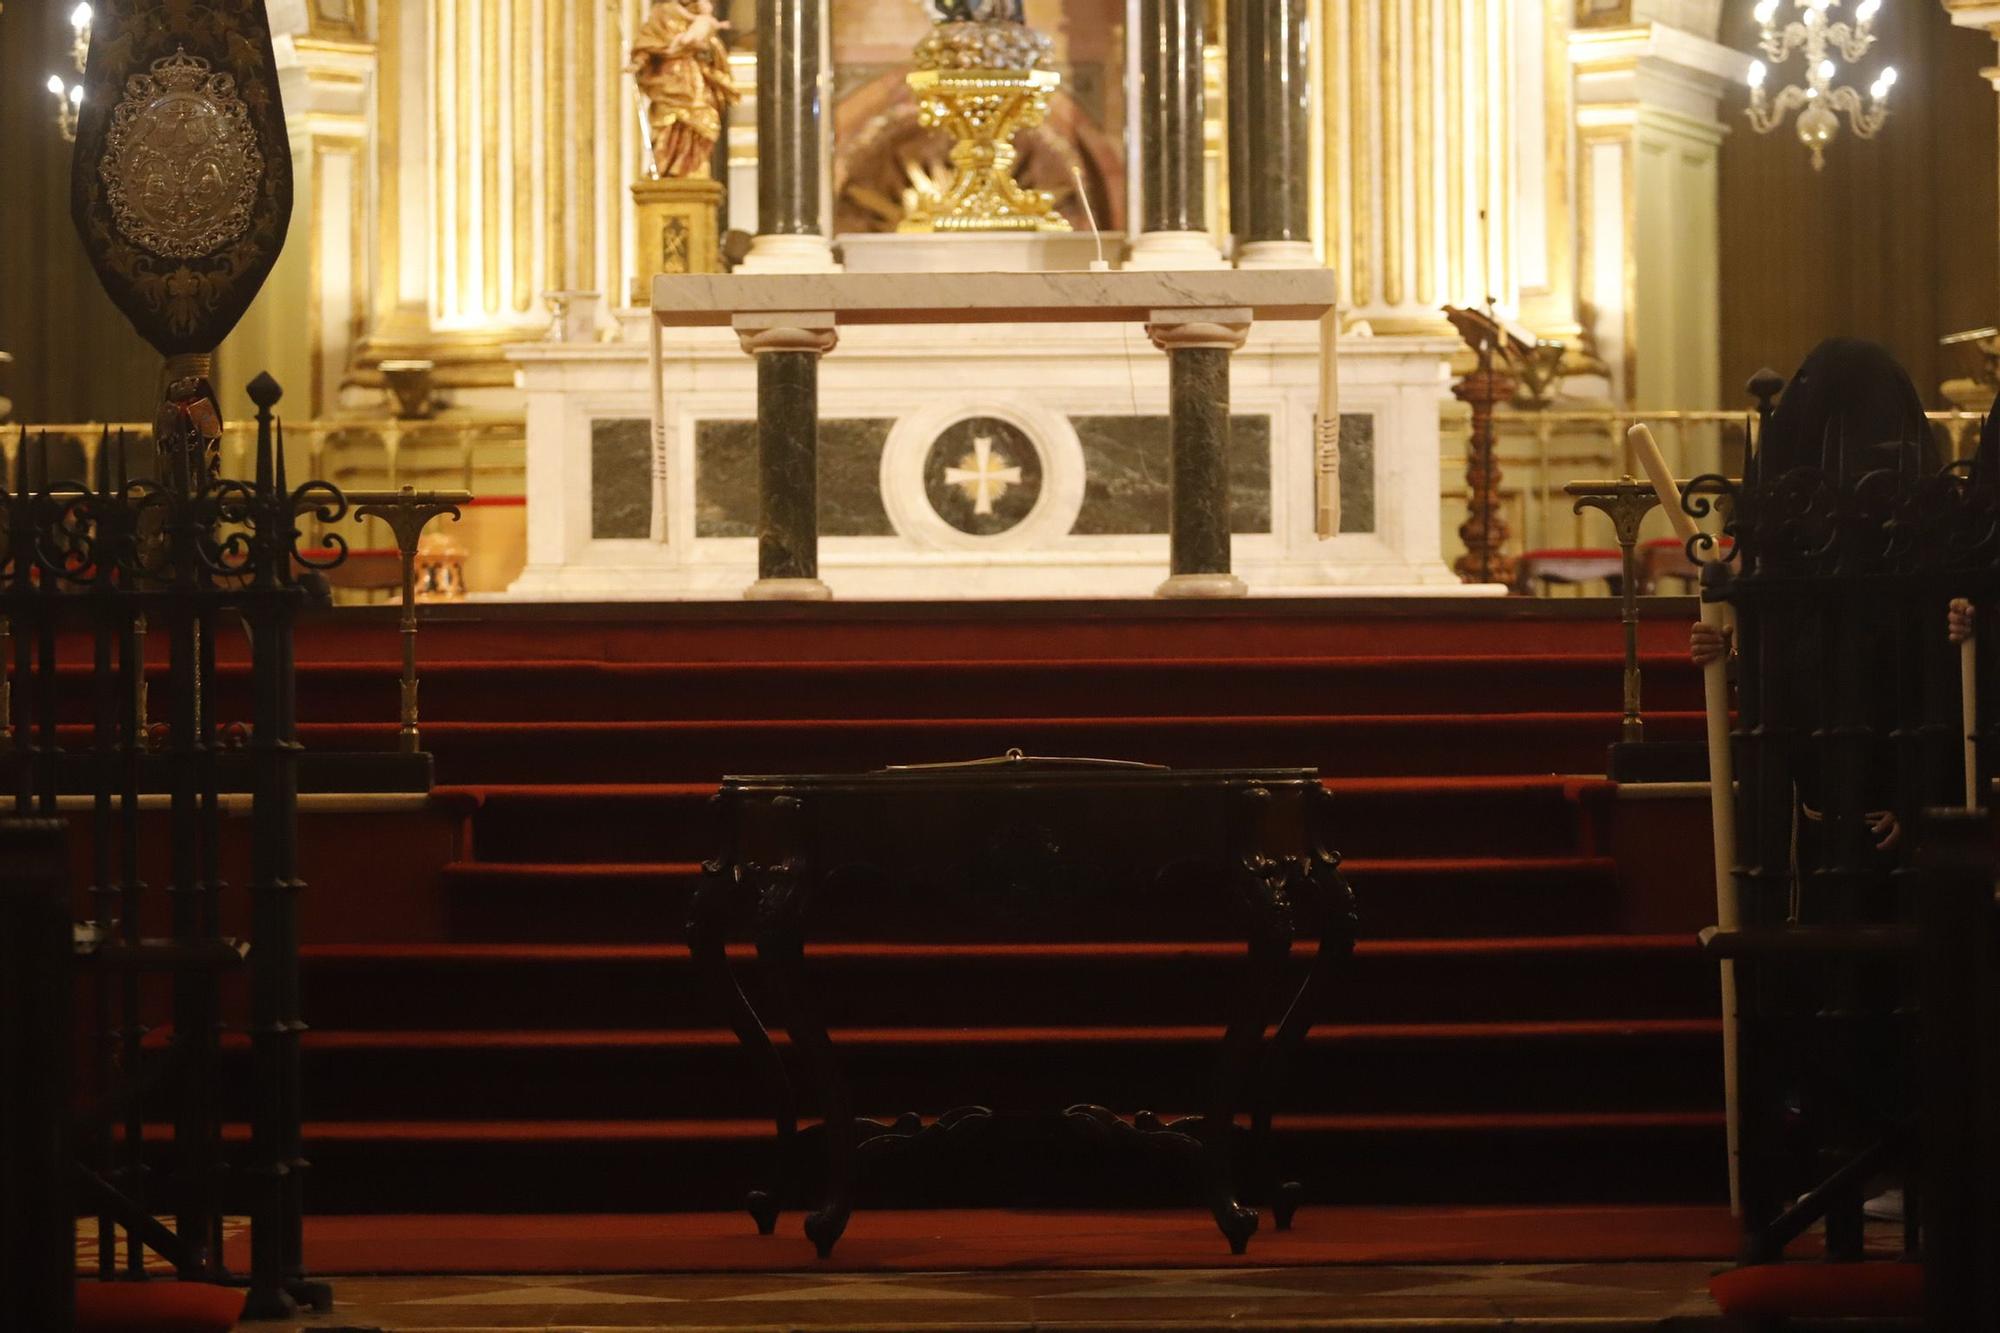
286, 1261, 1725, 1330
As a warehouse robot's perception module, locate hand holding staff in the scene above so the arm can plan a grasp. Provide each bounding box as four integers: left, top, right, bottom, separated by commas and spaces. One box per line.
1628, 423, 1744, 1214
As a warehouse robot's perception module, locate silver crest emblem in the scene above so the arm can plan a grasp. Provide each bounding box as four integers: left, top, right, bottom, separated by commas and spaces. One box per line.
100, 47, 264, 260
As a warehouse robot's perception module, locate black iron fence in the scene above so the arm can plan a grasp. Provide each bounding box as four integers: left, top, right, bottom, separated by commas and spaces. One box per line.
1688, 383, 2000, 1325
4, 374, 339, 1318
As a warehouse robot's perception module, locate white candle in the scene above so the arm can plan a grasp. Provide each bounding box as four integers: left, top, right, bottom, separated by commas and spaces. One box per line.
1629, 422, 1743, 1215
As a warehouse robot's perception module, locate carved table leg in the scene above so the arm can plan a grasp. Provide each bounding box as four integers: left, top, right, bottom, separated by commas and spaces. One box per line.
1201, 787, 1301, 1255
751, 855, 852, 1259
689, 858, 796, 1236
1252, 816, 1356, 1231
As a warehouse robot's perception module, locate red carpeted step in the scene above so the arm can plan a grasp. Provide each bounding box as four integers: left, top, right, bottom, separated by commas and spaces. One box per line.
298, 935, 1715, 1031
428, 854, 1622, 943
89, 601, 1729, 1219
287, 654, 1707, 724
40, 654, 1702, 724
228, 1109, 1728, 1213
287, 712, 1707, 784
208, 1018, 1720, 1122
444, 775, 1613, 865
263, 598, 1702, 668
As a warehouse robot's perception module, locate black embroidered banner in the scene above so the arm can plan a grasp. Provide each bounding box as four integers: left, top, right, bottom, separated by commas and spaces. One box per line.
69, 1, 293, 358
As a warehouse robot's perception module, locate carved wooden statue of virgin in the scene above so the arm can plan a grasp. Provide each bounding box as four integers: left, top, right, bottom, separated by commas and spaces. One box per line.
630, 0, 741, 180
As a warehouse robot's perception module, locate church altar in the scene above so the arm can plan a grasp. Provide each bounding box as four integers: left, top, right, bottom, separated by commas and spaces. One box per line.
506, 289, 1460, 601
492, 0, 1470, 602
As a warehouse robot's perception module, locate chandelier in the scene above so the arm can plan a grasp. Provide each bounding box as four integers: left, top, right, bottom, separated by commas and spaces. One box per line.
45, 3, 92, 141
1746, 0, 1896, 171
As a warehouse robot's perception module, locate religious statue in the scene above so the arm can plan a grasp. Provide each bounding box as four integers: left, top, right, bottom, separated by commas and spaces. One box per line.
629, 0, 739, 180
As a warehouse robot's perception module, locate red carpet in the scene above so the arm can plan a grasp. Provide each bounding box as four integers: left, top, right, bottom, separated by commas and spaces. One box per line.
104, 601, 1729, 1218
235, 1206, 1739, 1275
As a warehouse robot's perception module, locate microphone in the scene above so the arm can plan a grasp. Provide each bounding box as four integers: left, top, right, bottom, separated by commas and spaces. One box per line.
1069, 165, 1110, 272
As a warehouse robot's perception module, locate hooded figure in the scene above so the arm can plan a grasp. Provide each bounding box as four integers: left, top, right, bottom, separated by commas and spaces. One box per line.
1709, 339, 1944, 907
1754, 337, 1938, 485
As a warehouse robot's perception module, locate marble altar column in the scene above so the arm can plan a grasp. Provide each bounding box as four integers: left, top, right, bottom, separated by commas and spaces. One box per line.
1149, 312, 1252, 597
1227, 0, 1316, 269
738, 317, 839, 600
1128, 0, 1227, 270
741, 0, 839, 273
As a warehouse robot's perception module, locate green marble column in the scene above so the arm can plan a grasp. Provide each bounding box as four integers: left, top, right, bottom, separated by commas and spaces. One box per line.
1226, 0, 1314, 267
756, 0, 823, 238
1150, 316, 1250, 597
740, 322, 838, 600
1138, 0, 1205, 235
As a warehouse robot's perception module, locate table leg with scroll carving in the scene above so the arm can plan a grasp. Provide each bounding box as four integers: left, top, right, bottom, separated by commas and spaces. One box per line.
688, 853, 795, 1236
1251, 825, 1356, 1231
1203, 787, 1299, 1254
748, 845, 851, 1256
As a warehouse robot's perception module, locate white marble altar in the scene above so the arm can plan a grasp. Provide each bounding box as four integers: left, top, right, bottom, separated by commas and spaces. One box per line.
504, 272, 1461, 599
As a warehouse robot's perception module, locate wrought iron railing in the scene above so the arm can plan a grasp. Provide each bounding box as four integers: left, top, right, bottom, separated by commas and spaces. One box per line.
0, 381, 468, 1318
1670, 402, 2000, 1318
4, 377, 336, 1314
0, 416, 520, 552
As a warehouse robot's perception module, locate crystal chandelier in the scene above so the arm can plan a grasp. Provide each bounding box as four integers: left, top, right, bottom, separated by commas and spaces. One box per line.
45, 3, 92, 142
1746, 0, 1896, 171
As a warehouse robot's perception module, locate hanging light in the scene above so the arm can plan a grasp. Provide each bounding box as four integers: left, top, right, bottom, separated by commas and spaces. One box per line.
44, 2, 91, 140
69, 3, 92, 72
1745, 0, 1897, 170
46, 76, 81, 142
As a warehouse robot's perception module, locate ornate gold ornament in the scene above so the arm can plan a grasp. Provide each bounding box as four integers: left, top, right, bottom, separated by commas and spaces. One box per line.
900, 17, 1069, 233
101, 48, 263, 260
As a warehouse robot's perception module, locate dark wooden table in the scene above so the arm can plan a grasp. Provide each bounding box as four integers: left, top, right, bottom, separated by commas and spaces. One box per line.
690, 755, 1354, 1258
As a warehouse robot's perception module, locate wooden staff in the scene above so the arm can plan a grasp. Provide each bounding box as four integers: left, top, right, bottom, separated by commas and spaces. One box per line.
1629, 423, 1744, 1215
1964, 632, 1980, 812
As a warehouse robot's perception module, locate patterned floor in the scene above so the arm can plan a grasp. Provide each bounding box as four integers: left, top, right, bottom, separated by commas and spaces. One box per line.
289, 1263, 1724, 1330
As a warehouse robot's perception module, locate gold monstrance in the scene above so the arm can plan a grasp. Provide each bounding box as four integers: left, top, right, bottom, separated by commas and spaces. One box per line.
900, 10, 1069, 233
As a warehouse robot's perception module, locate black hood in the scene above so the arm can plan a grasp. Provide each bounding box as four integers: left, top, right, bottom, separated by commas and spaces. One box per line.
1757, 337, 1937, 484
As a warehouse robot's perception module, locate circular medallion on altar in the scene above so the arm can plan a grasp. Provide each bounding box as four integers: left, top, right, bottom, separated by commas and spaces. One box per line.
921, 416, 1044, 537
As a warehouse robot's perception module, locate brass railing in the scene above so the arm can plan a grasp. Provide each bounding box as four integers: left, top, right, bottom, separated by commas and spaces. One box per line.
1442, 406, 1988, 583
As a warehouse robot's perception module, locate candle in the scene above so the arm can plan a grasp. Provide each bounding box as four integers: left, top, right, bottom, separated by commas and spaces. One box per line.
1629, 421, 1743, 1214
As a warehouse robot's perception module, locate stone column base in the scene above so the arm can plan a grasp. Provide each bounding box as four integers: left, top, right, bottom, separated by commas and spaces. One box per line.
744, 576, 835, 602
739, 234, 842, 273
1237, 240, 1319, 270
1155, 572, 1249, 599
1126, 231, 1229, 270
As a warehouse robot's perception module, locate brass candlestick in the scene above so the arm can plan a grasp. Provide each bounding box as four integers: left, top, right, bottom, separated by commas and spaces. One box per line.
1567, 478, 1662, 745
349, 487, 468, 754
